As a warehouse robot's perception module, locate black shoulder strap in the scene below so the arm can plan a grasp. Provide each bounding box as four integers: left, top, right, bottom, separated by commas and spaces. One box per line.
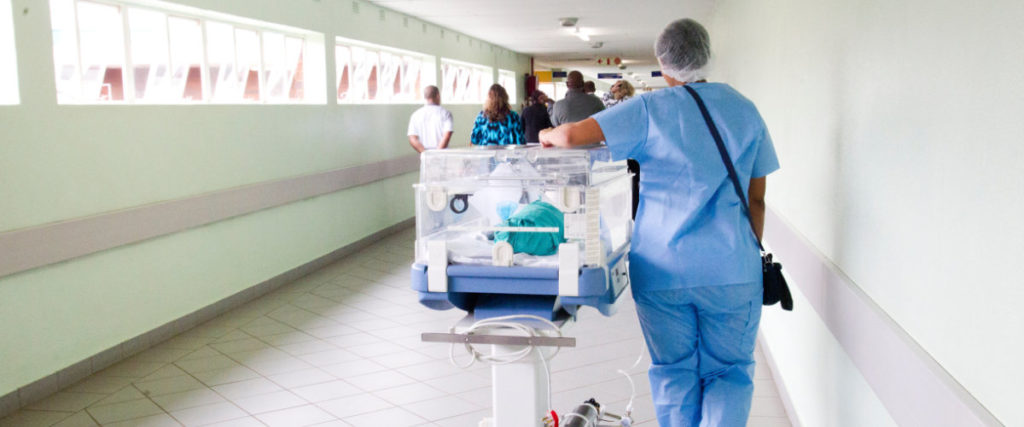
683, 85, 764, 252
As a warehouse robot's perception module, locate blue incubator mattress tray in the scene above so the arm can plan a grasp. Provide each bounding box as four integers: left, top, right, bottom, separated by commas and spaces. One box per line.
410, 251, 630, 320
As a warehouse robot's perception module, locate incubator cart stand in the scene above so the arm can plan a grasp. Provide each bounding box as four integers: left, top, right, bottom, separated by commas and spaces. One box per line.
409, 145, 633, 427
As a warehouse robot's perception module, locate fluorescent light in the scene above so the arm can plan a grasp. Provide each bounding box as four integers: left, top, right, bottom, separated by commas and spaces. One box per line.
575, 27, 590, 42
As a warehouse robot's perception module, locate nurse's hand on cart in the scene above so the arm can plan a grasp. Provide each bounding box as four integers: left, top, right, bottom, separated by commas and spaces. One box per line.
539, 118, 605, 148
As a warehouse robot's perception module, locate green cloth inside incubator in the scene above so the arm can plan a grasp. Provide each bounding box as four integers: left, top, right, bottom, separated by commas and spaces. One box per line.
494, 200, 565, 256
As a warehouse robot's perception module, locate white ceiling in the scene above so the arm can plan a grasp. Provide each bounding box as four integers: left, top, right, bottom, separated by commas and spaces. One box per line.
366, 0, 715, 88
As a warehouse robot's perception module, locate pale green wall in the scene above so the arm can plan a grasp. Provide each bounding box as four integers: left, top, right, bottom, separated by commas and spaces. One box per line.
0, 0, 530, 397
709, 0, 1024, 424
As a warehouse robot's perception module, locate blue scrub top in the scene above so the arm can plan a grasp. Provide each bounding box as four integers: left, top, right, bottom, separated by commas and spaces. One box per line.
593, 82, 780, 291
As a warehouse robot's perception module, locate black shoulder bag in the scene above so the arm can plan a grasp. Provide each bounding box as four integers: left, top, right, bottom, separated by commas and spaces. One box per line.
684, 85, 793, 311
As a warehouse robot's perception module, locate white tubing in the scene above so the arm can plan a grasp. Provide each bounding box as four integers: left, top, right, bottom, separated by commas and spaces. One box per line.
446, 314, 563, 412
617, 342, 647, 417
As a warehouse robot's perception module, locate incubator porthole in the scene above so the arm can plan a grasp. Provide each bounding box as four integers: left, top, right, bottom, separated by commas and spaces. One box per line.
449, 194, 470, 214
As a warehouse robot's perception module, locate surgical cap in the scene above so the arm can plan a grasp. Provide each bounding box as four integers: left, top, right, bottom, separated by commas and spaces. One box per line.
654, 18, 710, 83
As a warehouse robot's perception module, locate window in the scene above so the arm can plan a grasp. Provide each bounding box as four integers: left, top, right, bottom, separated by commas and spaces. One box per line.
335, 37, 435, 104
440, 58, 492, 104
498, 69, 517, 104
537, 81, 568, 102
0, 0, 17, 104
49, 0, 324, 104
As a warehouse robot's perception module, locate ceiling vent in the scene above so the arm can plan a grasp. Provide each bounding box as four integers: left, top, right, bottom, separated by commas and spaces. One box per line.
559, 17, 578, 27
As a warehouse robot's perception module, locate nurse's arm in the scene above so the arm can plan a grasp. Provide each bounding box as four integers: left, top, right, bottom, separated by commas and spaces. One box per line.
748, 177, 767, 242
538, 118, 606, 148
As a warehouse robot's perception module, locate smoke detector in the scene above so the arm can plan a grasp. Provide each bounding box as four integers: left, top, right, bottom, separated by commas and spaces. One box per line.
559, 17, 578, 27
590, 41, 603, 49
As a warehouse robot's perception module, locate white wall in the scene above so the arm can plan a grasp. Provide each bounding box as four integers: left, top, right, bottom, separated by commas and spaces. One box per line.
0, 0, 529, 399
760, 279, 896, 426
710, 0, 1024, 424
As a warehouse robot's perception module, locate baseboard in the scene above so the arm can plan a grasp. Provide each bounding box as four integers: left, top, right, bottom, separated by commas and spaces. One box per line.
0, 217, 414, 419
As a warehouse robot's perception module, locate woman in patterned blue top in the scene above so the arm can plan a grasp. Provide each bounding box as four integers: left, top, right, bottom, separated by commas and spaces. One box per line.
470, 84, 525, 146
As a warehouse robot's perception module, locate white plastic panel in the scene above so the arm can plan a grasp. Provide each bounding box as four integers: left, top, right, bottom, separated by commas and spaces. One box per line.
558, 242, 580, 297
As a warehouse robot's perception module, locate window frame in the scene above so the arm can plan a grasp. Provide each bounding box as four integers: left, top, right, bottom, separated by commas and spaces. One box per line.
334, 35, 436, 105
49, 0, 325, 105
440, 57, 493, 105
0, 0, 18, 105
497, 68, 517, 106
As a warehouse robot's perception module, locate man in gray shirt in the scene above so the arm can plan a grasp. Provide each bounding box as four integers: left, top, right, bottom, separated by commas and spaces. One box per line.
550, 70, 605, 126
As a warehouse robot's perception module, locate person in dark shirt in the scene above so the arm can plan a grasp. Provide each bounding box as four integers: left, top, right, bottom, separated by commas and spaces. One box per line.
521, 90, 554, 143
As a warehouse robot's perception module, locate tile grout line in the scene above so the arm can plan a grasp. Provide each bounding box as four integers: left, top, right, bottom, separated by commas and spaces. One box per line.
0, 219, 415, 420
11, 228, 791, 427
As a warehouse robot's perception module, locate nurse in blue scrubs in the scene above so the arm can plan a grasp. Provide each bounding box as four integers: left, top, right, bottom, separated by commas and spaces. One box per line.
540, 18, 780, 427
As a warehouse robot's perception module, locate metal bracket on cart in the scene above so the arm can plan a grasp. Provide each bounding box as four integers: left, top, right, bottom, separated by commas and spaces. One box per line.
421, 333, 576, 348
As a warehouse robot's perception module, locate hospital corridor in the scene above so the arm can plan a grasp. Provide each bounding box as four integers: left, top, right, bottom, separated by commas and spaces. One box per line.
0, 0, 1020, 426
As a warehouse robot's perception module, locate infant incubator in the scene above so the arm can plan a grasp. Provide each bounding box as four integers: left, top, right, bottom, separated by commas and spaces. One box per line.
410, 145, 633, 320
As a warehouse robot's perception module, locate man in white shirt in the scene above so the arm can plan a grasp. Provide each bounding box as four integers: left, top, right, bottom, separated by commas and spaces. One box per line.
407, 86, 454, 152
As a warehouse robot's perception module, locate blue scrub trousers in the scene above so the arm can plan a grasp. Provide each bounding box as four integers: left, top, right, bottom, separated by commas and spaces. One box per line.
633, 282, 762, 427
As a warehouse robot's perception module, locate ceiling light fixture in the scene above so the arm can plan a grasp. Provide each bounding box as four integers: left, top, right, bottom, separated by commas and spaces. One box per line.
590, 41, 603, 49
574, 27, 590, 42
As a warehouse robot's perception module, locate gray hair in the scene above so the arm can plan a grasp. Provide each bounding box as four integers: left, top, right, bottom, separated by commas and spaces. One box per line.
654, 18, 710, 83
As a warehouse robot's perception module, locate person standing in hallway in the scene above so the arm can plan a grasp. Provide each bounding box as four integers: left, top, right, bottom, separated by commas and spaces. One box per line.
470, 84, 524, 146
407, 85, 454, 153
603, 79, 635, 108
540, 18, 780, 427
549, 70, 605, 126
583, 80, 597, 95
521, 91, 554, 143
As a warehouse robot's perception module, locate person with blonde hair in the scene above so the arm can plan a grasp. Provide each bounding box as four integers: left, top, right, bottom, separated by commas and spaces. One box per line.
602, 79, 635, 108
470, 84, 524, 146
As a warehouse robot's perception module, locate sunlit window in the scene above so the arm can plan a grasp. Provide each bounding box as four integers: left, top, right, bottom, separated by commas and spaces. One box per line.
498, 69, 517, 105
336, 37, 435, 104
537, 82, 568, 102
129, 8, 169, 101
0, 0, 18, 104
53, 0, 126, 102
441, 58, 492, 104
49, 0, 323, 104
262, 33, 304, 101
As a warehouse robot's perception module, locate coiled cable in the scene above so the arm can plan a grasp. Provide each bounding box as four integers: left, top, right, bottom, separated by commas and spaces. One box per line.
447, 314, 563, 412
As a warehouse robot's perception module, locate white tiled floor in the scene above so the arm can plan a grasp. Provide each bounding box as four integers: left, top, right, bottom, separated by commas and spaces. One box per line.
1, 228, 792, 426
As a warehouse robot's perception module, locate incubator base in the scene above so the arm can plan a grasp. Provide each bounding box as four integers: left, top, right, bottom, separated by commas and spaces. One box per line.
410, 247, 629, 320
423, 315, 574, 427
